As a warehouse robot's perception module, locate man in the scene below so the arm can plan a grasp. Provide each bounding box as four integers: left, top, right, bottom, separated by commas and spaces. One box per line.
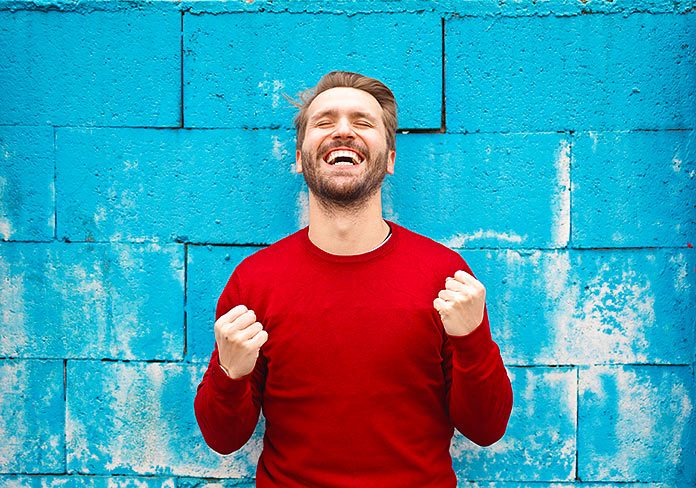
194, 71, 513, 487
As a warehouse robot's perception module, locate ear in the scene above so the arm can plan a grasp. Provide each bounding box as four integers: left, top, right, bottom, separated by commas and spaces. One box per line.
295, 149, 303, 173
386, 149, 396, 175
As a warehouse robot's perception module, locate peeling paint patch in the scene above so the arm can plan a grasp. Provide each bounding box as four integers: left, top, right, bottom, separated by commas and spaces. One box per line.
579, 365, 695, 482
0, 176, 14, 240
257, 74, 286, 109
296, 189, 309, 229
551, 139, 571, 247
443, 229, 526, 248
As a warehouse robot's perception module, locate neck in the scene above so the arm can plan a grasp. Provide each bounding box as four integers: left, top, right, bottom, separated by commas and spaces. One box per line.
306, 190, 390, 255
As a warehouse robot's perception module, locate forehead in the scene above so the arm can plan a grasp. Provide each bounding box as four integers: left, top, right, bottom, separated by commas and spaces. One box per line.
306, 87, 383, 120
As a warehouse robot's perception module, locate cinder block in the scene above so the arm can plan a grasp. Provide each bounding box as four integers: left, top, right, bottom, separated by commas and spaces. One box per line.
0, 126, 54, 241
460, 248, 695, 365
186, 244, 263, 363
578, 365, 695, 483
388, 133, 571, 248
66, 361, 264, 477
451, 366, 576, 481
0, 242, 184, 360
572, 130, 695, 247
177, 478, 256, 487
55, 128, 302, 244
446, 14, 695, 132
0, 10, 180, 126
0, 475, 176, 487
184, 12, 441, 129
0, 359, 64, 473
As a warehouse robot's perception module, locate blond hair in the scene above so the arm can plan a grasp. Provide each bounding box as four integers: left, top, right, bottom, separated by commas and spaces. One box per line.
288, 71, 398, 151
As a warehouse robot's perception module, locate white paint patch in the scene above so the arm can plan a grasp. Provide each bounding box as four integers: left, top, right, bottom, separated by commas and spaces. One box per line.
0, 361, 28, 468
541, 253, 655, 364
588, 131, 599, 152
94, 205, 107, 225
442, 229, 526, 248
104, 363, 172, 473
589, 367, 693, 479
381, 180, 399, 223
258, 74, 286, 109
551, 139, 571, 247
544, 368, 577, 420
271, 135, 289, 165
0, 176, 14, 240
124, 159, 140, 171
0, 254, 29, 353
668, 252, 689, 292
672, 156, 682, 173
296, 189, 309, 229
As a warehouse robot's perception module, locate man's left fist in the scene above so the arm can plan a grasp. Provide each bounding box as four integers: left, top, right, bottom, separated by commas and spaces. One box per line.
433, 269, 486, 337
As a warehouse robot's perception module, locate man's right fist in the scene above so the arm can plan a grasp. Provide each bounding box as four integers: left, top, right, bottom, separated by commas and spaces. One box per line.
214, 304, 269, 379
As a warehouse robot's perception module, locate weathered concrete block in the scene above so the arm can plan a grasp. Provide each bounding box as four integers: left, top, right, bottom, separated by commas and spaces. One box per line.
0, 359, 64, 473
55, 128, 302, 244
389, 133, 570, 248
0, 10, 180, 126
184, 12, 441, 129
573, 130, 695, 248
0, 475, 176, 487
66, 361, 264, 477
0, 242, 184, 360
446, 13, 695, 132
0, 126, 54, 241
578, 365, 695, 483
460, 248, 695, 365
177, 478, 255, 487
451, 366, 576, 481
186, 244, 262, 363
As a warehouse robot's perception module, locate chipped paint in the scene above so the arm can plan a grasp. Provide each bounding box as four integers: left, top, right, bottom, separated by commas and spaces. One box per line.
540, 253, 657, 363
257, 74, 286, 109
0, 362, 28, 468
0, 257, 29, 354
442, 229, 526, 248
296, 189, 309, 229
271, 135, 289, 165
0, 176, 14, 240
551, 139, 571, 247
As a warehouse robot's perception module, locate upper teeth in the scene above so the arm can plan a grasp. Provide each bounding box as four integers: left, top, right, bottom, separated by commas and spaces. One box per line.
326, 150, 362, 165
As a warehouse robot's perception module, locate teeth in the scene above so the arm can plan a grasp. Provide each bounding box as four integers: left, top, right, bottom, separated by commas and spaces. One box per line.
334, 161, 354, 166
326, 149, 362, 165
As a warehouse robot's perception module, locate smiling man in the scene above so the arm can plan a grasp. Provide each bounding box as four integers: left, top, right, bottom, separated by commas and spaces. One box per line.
194, 71, 513, 487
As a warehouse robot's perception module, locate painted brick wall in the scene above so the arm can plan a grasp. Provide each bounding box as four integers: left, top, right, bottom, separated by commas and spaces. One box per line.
0, 0, 694, 486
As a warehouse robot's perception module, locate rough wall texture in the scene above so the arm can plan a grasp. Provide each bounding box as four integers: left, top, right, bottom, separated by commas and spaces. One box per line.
0, 0, 694, 486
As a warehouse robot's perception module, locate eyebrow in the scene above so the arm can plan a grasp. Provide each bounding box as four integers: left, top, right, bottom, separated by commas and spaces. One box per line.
309, 109, 379, 123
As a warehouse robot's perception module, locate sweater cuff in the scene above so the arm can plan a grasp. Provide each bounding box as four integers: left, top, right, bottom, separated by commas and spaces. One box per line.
210, 356, 252, 396
445, 316, 497, 365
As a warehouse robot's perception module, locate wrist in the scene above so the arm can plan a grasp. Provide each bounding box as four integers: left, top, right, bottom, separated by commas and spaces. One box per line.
218, 360, 232, 378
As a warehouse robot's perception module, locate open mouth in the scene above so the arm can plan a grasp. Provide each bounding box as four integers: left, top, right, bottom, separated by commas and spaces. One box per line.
323, 148, 365, 166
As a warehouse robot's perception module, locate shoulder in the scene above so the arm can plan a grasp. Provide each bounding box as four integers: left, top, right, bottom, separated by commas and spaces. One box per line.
393, 221, 474, 276
234, 226, 306, 278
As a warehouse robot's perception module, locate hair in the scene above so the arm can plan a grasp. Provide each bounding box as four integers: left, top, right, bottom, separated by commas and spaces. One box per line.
288, 71, 398, 151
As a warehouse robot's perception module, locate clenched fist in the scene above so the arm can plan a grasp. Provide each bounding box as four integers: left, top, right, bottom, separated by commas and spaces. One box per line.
433, 269, 486, 337
214, 304, 268, 379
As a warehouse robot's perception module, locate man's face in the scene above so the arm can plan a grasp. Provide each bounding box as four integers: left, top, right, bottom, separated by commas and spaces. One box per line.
296, 87, 396, 212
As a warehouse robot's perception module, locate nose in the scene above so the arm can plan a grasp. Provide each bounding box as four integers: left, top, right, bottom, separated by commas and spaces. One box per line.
332, 117, 355, 139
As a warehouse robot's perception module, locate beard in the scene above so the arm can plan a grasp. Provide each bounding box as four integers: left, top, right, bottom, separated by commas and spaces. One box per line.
300, 141, 389, 215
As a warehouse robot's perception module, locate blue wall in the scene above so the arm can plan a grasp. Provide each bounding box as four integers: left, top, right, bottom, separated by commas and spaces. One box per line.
0, 0, 694, 486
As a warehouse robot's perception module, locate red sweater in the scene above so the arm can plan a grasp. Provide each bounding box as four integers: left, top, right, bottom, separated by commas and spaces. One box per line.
194, 221, 513, 487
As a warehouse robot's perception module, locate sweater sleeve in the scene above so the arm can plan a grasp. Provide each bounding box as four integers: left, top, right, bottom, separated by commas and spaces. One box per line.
441, 261, 513, 446
193, 269, 266, 455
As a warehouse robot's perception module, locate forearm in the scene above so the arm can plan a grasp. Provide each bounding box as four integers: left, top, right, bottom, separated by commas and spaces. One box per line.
194, 347, 262, 455
446, 314, 513, 446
